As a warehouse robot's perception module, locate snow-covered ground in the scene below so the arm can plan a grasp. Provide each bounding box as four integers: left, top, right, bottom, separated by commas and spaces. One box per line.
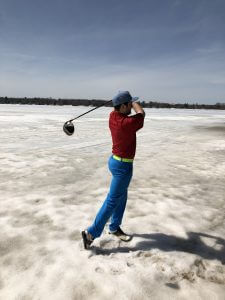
0, 104, 225, 300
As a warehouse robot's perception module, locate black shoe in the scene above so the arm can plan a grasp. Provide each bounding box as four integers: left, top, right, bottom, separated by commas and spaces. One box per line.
109, 227, 132, 242
81, 231, 93, 249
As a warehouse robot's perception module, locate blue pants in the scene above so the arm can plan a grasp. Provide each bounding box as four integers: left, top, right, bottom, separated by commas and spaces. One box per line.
88, 156, 133, 239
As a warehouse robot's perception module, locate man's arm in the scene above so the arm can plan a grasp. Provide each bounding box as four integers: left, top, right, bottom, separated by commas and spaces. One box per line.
132, 102, 145, 118
122, 101, 145, 131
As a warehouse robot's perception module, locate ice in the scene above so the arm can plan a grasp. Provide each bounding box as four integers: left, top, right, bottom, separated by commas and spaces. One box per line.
0, 104, 225, 299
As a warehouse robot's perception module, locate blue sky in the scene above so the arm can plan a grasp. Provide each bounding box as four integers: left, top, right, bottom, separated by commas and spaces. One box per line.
0, 0, 225, 103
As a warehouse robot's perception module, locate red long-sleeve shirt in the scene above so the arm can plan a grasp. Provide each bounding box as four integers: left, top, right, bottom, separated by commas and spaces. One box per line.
109, 111, 144, 159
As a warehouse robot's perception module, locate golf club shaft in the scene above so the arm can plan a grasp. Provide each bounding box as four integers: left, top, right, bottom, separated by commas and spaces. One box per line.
68, 99, 112, 122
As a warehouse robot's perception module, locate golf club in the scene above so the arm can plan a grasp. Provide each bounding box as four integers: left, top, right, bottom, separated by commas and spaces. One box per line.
63, 99, 112, 136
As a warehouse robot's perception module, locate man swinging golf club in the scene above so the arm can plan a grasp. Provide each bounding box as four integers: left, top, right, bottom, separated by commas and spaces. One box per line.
82, 91, 145, 249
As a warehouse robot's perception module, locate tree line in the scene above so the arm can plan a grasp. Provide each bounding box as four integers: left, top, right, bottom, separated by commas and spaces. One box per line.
0, 97, 225, 110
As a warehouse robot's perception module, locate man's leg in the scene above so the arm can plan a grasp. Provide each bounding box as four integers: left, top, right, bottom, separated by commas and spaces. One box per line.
87, 191, 118, 239
109, 190, 127, 233
109, 161, 133, 232
87, 157, 132, 239
109, 169, 132, 232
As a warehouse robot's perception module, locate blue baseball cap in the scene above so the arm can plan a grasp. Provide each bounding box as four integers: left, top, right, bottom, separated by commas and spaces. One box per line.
112, 91, 139, 107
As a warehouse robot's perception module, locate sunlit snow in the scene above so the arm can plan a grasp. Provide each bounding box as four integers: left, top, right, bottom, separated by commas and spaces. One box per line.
0, 104, 225, 299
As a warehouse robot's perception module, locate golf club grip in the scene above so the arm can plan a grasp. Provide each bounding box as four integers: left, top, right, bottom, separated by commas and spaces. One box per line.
68, 99, 112, 122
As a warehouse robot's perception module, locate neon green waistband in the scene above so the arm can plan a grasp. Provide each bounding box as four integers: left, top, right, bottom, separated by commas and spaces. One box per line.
113, 155, 134, 163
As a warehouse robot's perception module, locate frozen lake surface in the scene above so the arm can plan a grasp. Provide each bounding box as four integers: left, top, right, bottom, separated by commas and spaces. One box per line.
0, 104, 225, 299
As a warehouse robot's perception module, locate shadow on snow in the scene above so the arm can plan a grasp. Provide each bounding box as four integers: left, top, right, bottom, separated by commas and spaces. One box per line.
93, 232, 225, 264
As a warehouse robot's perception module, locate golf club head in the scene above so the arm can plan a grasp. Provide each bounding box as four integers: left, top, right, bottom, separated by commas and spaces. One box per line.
63, 121, 74, 136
